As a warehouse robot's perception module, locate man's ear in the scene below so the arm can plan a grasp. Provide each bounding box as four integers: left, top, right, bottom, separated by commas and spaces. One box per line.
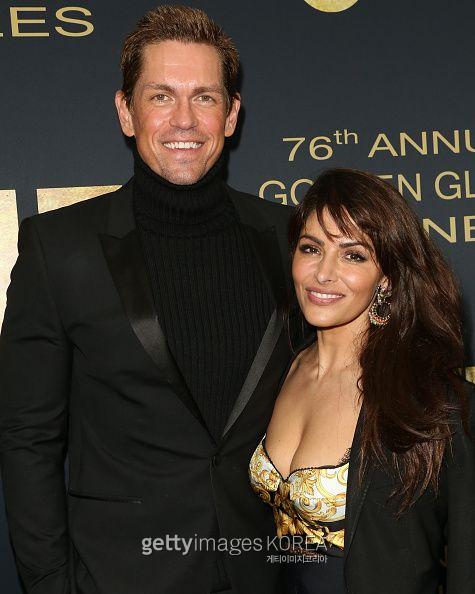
115, 90, 135, 137
224, 93, 241, 138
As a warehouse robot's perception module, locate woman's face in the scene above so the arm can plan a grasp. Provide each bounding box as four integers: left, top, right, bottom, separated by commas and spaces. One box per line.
292, 209, 386, 331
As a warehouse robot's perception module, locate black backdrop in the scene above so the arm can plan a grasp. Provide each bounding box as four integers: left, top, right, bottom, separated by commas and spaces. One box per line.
1, 1, 474, 590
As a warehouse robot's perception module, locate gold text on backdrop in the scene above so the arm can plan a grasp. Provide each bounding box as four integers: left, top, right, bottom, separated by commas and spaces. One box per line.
0, 7, 93, 37
368, 130, 475, 158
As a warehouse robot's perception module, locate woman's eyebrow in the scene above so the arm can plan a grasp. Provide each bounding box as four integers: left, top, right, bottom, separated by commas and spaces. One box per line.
339, 241, 365, 248
299, 234, 323, 244
299, 234, 369, 249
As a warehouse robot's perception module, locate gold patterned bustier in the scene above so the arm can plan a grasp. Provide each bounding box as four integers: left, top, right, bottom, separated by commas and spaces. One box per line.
249, 437, 349, 551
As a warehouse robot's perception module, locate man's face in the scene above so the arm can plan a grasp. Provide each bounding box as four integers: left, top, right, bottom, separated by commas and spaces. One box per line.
116, 40, 240, 185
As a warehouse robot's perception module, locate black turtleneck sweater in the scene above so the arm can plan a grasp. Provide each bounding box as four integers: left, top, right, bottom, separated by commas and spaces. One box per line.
133, 150, 274, 440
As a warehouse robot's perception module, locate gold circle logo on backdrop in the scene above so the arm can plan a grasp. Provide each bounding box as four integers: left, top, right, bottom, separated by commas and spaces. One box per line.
304, 0, 359, 12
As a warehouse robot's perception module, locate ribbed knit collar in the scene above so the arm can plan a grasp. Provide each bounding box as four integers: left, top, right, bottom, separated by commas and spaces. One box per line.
132, 145, 236, 235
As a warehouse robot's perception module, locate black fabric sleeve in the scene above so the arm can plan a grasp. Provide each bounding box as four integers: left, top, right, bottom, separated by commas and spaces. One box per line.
445, 380, 475, 594
0, 217, 71, 593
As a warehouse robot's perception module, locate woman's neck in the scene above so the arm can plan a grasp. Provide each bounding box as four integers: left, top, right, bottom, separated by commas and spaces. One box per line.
313, 318, 367, 378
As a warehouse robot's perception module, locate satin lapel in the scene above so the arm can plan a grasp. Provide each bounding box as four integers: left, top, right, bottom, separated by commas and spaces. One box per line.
99, 226, 208, 431
343, 409, 375, 564
221, 224, 287, 438
222, 310, 281, 437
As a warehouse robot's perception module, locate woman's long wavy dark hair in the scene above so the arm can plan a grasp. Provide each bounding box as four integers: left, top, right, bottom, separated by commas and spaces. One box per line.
289, 168, 468, 513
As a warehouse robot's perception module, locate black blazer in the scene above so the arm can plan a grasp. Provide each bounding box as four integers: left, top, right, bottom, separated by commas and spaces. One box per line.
343, 380, 475, 594
0, 181, 297, 594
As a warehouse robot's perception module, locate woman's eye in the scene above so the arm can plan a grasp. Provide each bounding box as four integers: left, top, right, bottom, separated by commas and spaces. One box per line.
299, 243, 320, 254
345, 251, 366, 262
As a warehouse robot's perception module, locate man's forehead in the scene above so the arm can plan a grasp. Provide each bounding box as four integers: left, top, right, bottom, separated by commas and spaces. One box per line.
137, 41, 224, 86
141, 40, 221, 69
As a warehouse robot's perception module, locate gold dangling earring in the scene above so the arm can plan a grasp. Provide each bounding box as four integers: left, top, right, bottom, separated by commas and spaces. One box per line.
369, 285, 391, 327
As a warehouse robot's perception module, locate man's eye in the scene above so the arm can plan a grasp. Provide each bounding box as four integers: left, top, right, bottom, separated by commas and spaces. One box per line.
197, 95, 214, 103
152, 94, 169, 102
299, 243, 320, 254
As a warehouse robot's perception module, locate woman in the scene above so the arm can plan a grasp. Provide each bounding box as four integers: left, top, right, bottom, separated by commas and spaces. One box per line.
249, 169, 474, 594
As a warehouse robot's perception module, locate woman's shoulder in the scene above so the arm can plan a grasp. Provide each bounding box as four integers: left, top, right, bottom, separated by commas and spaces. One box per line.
445, 378, 475, 463
463, 377, 475, 427
451, 376, 475, 422
272, 343, 317, 411
286, 342, 317, 381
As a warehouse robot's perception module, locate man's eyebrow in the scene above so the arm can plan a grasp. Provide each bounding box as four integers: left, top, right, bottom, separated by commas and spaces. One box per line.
193, 85, 225, 95
142, 83, 175, 93
141, 83, 224, 95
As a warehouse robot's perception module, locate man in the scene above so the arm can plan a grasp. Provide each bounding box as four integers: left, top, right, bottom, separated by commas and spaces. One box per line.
0, 6, 295, 594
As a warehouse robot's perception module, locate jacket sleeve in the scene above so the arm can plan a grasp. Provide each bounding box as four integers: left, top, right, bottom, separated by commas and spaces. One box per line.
0, 217, 71, 593
445, 380, 475, 593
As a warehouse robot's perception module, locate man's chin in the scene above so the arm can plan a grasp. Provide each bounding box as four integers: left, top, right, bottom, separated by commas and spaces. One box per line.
164, 170, 204, 185
157, 163, 209, 186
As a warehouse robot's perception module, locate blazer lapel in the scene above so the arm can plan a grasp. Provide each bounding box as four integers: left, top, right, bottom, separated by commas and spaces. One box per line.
99, 183, 209, 433
222, 309, 281, 437
344, 409, 375, 563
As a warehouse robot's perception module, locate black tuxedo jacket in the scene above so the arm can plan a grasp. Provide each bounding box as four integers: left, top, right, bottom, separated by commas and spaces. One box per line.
0, 181, 296, 594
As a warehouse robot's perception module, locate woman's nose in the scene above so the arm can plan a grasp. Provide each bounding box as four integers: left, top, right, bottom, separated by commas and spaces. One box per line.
314, 253, 338, 284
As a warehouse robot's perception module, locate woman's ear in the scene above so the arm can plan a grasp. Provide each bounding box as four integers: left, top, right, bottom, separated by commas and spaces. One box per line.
380, 276, 391, 294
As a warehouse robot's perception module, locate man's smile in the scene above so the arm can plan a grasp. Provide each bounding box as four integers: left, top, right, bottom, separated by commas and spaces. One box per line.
162, 141, 204, 150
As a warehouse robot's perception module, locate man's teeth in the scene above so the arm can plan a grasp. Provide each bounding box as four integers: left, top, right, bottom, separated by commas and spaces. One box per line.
163, 141, 202, 149
310, 291, 342, 299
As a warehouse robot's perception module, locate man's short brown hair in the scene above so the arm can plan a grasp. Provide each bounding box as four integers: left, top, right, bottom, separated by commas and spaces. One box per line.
120, 5, 240, 109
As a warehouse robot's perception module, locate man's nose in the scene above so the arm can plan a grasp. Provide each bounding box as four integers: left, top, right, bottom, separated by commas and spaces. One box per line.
315, 253, 338, 284
169, 99, 197, 130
